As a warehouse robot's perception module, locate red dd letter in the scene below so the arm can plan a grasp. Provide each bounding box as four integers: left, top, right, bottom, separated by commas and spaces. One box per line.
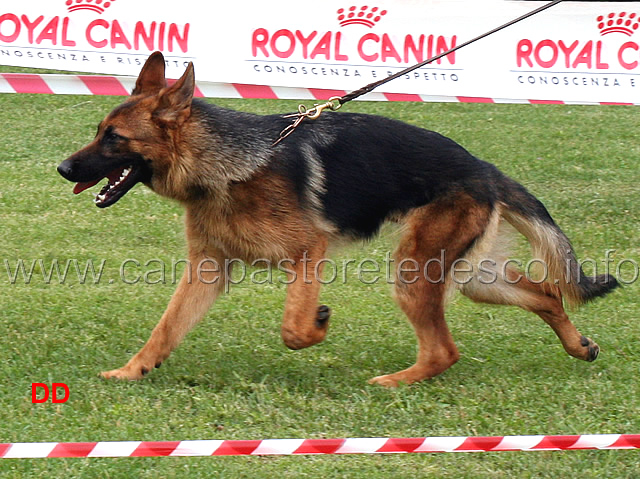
52, 383, 70, 404
31, 383, 49, 403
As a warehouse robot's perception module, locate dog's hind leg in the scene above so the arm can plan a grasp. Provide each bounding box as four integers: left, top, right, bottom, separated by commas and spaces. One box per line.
460, 268, 599, 362
369, 279, 459, 388
369, 198, 490, 387
280, 236, 332, 350
101, 248, 227, 380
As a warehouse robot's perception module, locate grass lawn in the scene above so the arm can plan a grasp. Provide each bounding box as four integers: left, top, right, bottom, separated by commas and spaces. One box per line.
0, 81, 638, 477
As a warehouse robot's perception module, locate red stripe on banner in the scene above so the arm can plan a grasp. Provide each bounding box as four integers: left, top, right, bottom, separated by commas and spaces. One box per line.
456, 96, 495, 103
608, 434, 640, 449
78, 76, 129, 96
48, 442, 97, 458
0, 444, 11, 458
233, 83, 278, 99
212, 440, 262, 456
308, 88, 348, 100
2, 73, 54, 94
194, 86, 205, 98
600, 102, 633, 106
455, 436, 505, 451
383, 93, 423, 102
293, 439, 345, 455
376, 437, 425, 453
530, 99, 565, 105
131, 441, 181, 457
530, 435, 580, 450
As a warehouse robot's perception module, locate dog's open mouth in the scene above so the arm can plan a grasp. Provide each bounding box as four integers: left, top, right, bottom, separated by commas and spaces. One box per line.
73, 165, 141, 208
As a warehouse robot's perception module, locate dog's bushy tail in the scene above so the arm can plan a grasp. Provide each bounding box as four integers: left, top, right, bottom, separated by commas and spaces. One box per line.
498, 175, 618, 308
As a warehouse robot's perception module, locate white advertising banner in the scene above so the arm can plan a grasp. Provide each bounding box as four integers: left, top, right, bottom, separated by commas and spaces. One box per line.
1, 1, 639, 103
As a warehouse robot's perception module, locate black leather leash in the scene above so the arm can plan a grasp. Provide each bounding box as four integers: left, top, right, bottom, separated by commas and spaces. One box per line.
273, 0, 564, 146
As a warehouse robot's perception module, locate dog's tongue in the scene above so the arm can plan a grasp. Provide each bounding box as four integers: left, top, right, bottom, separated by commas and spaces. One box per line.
72, 167, 127, 195
73, 180, 100, 194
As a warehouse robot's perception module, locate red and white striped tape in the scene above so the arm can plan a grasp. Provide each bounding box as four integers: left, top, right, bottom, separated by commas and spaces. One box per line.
1, 434, 639, 458
1, 73, 638, 105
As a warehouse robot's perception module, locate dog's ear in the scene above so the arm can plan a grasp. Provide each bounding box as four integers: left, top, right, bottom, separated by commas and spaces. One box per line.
153, 62, 195, 127
131, 51, 167, 96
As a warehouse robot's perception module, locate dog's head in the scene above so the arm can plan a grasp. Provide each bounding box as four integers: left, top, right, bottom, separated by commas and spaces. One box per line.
57, 52, 195, 207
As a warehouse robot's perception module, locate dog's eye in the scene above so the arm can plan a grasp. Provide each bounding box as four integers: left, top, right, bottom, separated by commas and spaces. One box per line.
102, 127, 126, 144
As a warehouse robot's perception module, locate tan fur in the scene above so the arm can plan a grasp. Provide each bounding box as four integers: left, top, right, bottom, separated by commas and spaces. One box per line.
102, 245, 227, 380
369, 195, 490, 387
280, 237, 331, 350
187, 171, 323, 262
501, 209, 583, 308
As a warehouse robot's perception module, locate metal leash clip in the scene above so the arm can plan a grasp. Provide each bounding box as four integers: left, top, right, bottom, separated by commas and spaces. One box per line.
272, 96, 343, 146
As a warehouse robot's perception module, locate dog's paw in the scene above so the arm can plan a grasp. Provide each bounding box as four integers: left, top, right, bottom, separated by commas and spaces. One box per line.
368, 374, 402, 388
100, 366, 148, 381
368, 364, 435, 388
580, 335, 599, 362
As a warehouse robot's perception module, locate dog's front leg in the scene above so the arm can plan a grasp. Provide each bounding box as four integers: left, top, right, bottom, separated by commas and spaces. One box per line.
281, 237, 331, 350
101, 250, 227, 380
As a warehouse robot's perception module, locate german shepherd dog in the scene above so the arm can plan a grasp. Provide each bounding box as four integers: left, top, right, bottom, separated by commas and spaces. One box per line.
58, 52, 618, 387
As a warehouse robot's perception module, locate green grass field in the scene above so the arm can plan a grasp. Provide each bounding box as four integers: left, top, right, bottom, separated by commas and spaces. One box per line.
0, 83, 638, 477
